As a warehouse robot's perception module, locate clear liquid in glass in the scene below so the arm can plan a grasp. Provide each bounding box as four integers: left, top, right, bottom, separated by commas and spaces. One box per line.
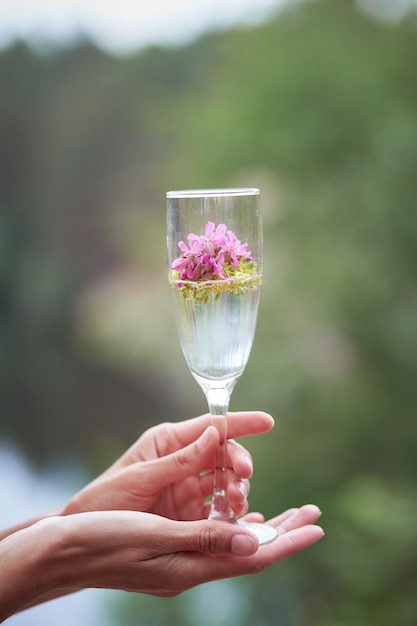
169, 278, 261, 385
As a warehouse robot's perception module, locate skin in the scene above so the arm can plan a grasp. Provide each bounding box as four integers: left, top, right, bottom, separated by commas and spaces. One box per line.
0, 412, 324, 622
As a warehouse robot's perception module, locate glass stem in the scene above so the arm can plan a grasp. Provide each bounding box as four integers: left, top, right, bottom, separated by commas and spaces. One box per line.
206, 387, 235, 522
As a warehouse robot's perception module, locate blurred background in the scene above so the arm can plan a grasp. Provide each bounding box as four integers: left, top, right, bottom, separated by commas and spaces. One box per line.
1, 0, 417, 624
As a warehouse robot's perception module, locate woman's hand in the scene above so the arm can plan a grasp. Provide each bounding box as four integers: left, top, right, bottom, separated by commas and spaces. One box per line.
73, 505, 323, 595
63, 411, 274, 521
0, 504, 323, 620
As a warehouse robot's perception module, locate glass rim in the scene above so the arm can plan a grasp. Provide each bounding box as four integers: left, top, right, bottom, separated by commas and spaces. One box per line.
166, 188, 260, 198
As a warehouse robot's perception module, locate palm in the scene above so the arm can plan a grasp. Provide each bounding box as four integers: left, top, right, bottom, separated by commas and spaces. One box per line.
150, 476, 210, 521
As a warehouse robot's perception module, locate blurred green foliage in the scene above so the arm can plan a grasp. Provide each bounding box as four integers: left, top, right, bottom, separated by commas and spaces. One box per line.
1, 0, 417, 624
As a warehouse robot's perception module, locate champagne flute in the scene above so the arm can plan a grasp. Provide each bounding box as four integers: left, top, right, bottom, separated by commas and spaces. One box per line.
166, 188, 276, 544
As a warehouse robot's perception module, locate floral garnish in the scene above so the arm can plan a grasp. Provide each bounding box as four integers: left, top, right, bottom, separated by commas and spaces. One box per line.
170, 221, 261, 301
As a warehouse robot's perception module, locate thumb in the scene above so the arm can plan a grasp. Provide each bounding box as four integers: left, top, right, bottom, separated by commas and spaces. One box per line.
140, 426, 220, 487
172, 519, 259, 557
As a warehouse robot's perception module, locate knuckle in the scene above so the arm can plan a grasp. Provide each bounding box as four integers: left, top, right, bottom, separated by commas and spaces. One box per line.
173, 446, 188, 469
198, 526, 221, 553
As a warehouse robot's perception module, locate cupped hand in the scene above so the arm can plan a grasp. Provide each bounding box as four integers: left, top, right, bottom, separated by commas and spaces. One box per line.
0, 503, 323, 621
52, 504, 324, 598
63, 411, 274, 521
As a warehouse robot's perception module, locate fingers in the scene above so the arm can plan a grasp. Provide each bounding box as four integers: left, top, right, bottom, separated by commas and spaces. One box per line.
225, 412, 275, 439
238, 504, 323, 548
172, 472, 249, 520
136, 426, 220, 489
225, 439, 253, 479
113, 412, 274, 473
179, 519, 324, 588
268, 504, 322, 532
235, 504, 322, 533
227, 477, 250, 503
137, 425, 257, 495
162, 412, 275, 450
254, 524, 324, 567
164, 520, 323, 595
166, 510, 323, 563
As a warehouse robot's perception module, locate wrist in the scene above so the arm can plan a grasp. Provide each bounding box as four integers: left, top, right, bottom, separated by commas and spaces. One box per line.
0, 506, 65, 542
0, 516, 80, 621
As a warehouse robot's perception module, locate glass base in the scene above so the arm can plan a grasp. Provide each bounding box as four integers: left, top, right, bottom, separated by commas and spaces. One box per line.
208, 496, 277, 545
237, 520, 278, 545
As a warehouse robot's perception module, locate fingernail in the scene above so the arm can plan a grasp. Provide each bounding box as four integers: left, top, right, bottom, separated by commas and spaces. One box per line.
197, 427, 214, 451
231, 533, 258, 556
301, 504, 322, 517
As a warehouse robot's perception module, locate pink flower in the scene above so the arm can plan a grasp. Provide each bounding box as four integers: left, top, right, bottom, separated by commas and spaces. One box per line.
171, 221, 252, 282
222, 230, 252, 268
202, 221, 227, 255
